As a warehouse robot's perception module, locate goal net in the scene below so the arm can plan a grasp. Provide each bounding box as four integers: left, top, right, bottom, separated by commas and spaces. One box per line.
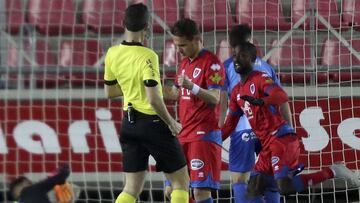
0, 0, 360, 202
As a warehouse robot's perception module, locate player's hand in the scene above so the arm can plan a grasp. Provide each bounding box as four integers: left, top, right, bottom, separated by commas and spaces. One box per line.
164, 185, 173, 200
169, 120, 182, 136
177, 74, 193, 90
240, 95, 264, 106
54, 182, 73, 203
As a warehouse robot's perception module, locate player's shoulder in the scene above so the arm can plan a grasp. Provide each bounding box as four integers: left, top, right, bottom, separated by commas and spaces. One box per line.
252, 70, 272, 80
202, 49, 221, 62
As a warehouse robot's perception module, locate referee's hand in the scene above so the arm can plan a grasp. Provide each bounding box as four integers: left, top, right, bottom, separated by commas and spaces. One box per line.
169, 120, 182, 136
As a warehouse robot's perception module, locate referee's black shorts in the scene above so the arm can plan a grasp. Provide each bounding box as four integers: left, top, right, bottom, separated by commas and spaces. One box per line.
120, 110, 187, 173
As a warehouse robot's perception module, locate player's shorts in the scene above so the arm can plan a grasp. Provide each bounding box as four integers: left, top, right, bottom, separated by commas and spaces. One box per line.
120, 110, 187, 173
229, 129, 256, 173
253, 134, 300, 180
181, 139, 222, 189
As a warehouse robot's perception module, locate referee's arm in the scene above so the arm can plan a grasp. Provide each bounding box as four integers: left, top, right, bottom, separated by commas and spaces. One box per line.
104, 82, 123, 98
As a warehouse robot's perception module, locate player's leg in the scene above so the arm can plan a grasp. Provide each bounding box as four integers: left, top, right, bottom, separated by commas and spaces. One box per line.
228, 129, 256, 203
188, 139, 222, 202
165, 166, 190, 203
270, 135, 359, 195
262, 175, 280, 203
116, 171, 147, 203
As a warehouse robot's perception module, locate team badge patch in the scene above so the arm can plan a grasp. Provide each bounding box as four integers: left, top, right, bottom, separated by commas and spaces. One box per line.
271, 156, 280, 166
210, 73, 222, 84
250, 83, 255, 94
210, 63, 221, 71
191, 159, 204, 170
193, 67, 201, 78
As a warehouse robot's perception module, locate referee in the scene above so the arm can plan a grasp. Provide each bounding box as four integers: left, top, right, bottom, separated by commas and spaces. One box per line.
103, 3, 189, 203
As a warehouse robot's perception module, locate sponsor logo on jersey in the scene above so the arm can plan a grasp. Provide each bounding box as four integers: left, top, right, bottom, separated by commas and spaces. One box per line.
193, 67, 201, 78
191, 159, 204, 170
241, 132, 250, 142
250, 83, 255, 94
210, 63, 221, 71
210, 73, 222, 84
271, 156, 280, 166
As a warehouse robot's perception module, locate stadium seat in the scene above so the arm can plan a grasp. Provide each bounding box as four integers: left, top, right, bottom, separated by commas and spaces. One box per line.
28, 0, 85, 35
292, 0, 343, 30
342, 0, 360, 30
184, 0, 234, 32
279, 72, 329, 85
5, 0, 24, 34
6, 40, 62, 88
332, 71, 360, 83
163, 40, 181, 68
59, 40, 103, 87
235, 0, 291, 30
82, 0, 127, 34
133, 0, 180, 33
268, 38, 312, 67
320, 38, 360, 66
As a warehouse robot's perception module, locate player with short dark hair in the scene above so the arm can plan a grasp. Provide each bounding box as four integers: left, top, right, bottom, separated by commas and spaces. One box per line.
222, 42, 360, 200
104, 3, 189, 203
164, 18, 225, 203
220, 24, 285, 203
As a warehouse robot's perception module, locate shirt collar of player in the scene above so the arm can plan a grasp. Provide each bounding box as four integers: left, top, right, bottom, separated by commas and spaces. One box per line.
239, 69, 256, 85
187, 48, 207, 64
121, 41, 143, 46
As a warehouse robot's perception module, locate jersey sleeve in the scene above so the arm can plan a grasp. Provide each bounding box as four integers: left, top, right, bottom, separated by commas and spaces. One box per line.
104, 48, 117, 85
142, 52, 160, 82
206, 56, 225, 90
258, 73, 288, 105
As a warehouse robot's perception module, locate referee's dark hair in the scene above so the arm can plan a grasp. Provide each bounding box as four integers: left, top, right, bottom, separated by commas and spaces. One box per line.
124, 3, 149, 32
171, 18, 200, 41
236, 42, 257, 63
229, 24, 252, 48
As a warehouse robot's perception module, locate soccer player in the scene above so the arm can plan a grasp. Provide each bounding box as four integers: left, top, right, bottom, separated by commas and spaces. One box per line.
222, 42, 360, 200
9, 164, 71, 203
220, 25, 287, 203
104, 3, 189, 203
164, 18, 225, 203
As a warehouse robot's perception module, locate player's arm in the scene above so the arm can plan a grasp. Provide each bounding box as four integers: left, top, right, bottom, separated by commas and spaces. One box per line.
218, 90, 228, 127
163, 85, 179, 101
221, 90, 243, 141
31, 165, 70, 193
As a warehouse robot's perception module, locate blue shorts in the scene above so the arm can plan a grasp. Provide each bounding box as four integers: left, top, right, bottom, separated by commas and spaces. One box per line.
229, 129, 257, 173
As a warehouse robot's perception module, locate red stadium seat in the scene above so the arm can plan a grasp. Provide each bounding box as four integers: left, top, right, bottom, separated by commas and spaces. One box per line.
184, 0, 234, 32
292, 0, 343, 30
59, 40, 103, 87
133, 0, 180, 33
332, 71, 360, 83
163, 40, 181, 68
28, 0, 85, 35
279, 72, 329, 85
82, 0, 127, 34
6, 40, 62, 88
5, 0, 24, 34
268, 38, 312, 67
235, 0, 291, 30
342, 0, 360, 30
320, 38, 360, 66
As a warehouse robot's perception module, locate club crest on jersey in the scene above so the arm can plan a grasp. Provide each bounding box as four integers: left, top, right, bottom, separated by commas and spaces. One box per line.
193, 67, 201, 78
250, 83, 256, 94
210, 63, 221, 71
191, 159, 204, 170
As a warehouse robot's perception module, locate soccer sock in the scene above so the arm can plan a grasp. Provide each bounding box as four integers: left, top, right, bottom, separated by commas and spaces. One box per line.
292, 167, 334, 192
232, 182, 248, 203
171, 189, 189, 203
263, 189, 280, 203
115, 191, 136, 203
196, 197, 213, 203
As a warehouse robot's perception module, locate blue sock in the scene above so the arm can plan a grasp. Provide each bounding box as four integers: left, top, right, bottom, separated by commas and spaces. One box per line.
264, 189, 280, 203
232, 182, 248, 203
196, 197, 213, 203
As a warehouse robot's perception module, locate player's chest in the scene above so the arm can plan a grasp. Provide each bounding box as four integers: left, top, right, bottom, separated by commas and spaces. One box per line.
179, 63, 206, 84
236, 82, 261, 119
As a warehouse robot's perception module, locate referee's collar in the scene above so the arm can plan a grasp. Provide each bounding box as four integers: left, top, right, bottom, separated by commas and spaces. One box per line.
122, 41, 143, 46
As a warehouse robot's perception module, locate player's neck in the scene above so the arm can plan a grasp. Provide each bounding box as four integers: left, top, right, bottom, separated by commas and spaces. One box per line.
189, 42, 203, 61
240, 73, 250, 83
